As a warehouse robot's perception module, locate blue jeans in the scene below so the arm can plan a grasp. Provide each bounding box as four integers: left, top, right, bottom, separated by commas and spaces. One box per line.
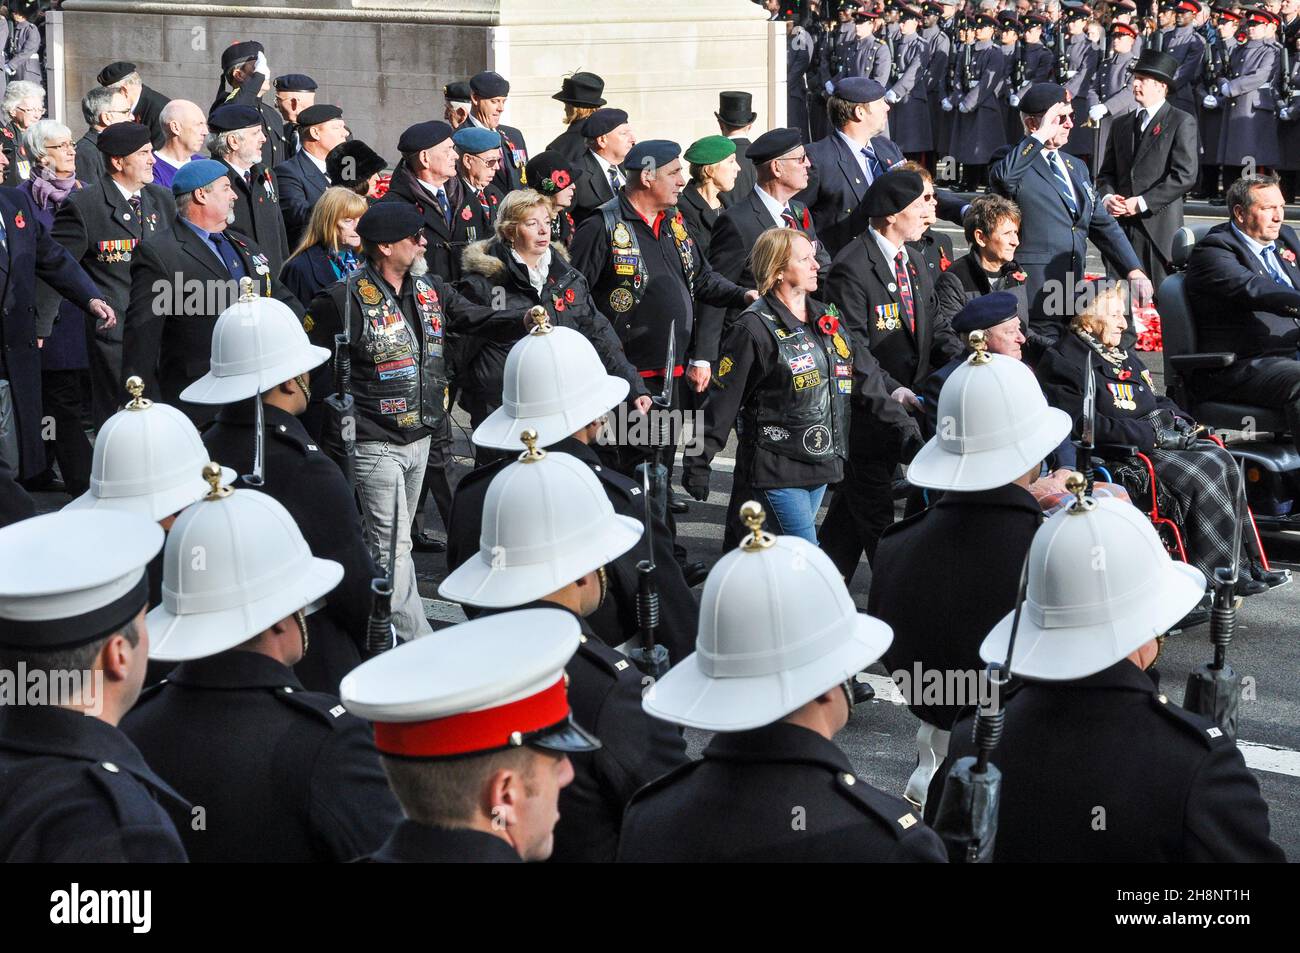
759, 485, 827, 544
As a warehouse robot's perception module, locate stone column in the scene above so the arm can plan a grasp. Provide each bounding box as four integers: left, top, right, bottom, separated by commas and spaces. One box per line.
54, 0, 785, 159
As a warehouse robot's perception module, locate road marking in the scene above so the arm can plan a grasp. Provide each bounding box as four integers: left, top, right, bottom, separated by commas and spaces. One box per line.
1239, 741, 1300, 778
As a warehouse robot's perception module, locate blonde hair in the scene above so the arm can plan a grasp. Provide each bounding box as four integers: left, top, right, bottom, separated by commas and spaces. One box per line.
288, 186, 369, 260
564, 104, 596, 127
1072, 280, 1129, 333
495, 188, 550, 244
750, 227, 806, 296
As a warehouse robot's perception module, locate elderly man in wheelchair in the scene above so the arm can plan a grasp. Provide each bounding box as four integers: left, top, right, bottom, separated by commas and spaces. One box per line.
1037, 278, 1286, 596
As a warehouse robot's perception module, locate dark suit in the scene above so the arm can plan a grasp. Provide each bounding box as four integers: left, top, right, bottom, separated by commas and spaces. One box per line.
121, 217, 305, 424
869, 484, 1041, 730
273, 148, 330, 248
214, 78, 287, 171
364, 822, 520, 863
991, 136, 1142, 353
819, 229, 958, 578
223, 161, 291, 278
468, 116, 528, 195
1096, 100, 1199, 284
618, 721, 948, 862
74, 129, 103, 186
571, 150, 622, 224
380, 167, 494, 283
43, 178, 176, 428
1184, 221, 1300, 439
800, 132, 905, 259
0, 187, 103, 479
123, 649, 401, 863
279, 243, 342, 309
928, 659, 1286, 862
545, 124, 587, 164
675, 181, 729, 262
134, 84, 171, 150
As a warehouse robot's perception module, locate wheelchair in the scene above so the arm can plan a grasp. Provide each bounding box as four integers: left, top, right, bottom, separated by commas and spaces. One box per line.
1157, 223, 1300, 537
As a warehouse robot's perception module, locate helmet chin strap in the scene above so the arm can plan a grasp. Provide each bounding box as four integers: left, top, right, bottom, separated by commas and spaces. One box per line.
295, 608, 309, 658
293, 373, 312, 403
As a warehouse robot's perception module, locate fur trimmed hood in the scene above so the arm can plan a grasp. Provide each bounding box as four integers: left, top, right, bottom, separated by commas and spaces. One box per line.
460, 237, 570, 279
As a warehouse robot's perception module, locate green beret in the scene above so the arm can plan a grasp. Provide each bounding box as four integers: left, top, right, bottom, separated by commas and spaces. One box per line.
683, 135, 736, 166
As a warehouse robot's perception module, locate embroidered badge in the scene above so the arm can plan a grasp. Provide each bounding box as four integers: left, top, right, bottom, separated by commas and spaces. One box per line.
761, 425, 789, 441
792, 370, 822, 390
609, 288, 635, 312
788, 353, 816, 374
802, 424, 832, 454
612, 222, 633, 248
718, 356, 734, 377
358, 279, 383, 305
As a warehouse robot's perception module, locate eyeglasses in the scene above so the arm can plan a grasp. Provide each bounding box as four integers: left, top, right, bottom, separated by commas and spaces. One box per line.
17, 104, 45, 116
777, 153, 811, 165
46, 141, 76, 151
470, 153, 502, 169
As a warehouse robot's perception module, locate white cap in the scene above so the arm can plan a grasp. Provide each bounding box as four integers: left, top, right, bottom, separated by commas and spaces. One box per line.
471, 318, 630, 450
180, 278, 329, 405
64, 379, 236, 522
907, 347, 1072, 492
439, 432, 642, 608
146, 464, 343, 661
643, 502, 894, 731
981, 490, 1206, 681
0, 510, 163, 650
340, 608, 601, 757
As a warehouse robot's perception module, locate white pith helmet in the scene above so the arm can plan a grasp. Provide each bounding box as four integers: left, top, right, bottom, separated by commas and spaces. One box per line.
642, 501, 894, 731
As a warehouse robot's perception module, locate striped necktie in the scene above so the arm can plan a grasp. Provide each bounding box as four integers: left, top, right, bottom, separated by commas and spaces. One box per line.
1047, 151, 1079, 216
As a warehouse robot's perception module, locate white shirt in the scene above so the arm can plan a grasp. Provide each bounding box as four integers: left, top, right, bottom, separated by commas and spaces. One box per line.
836, 130, 873, 182
416, 177, 451, 204
754, 185, 791, 228
111, 179, 140, 204
302, 148, 328, 176
512, 247, 551, 295
1231, 222, 1295, 289
870, 227, 912, 301
590, 150, 623, 190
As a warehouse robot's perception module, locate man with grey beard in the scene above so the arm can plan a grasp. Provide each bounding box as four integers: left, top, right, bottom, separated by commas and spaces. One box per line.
303, 202, 539, 640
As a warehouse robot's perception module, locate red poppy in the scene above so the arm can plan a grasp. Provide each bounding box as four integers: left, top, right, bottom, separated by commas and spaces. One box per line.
1010, 271, 1027, 282
551, 169, 571, 189
1151, 124, 1161, 137
1280, 248, 1297, 264
461, 206, 473, 221
13, 212, 24, 229
564, 288, 576, 303
554, 299, 566, 312
1118, 368, 1132, 381
817, 312, 839, 336
801, 208, 811, 230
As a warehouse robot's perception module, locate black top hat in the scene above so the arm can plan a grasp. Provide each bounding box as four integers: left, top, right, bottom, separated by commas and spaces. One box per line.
716, 91, 757, 127
1131, 49, 1179, 87
552, 71, 606, 107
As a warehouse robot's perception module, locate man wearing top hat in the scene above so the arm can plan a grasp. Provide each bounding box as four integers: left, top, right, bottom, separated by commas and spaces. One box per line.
273, 103, 348, 247
272, 73, 317, 159
0, 510, 189, 862
96, 61, 170, 150
42, 122, 176, 430
571, 107, 635, 225
715, 90, 759, 203
122, 467, 401, 863
467, 70, 530, 195
927, 481, 1285, 862
1097, 49, 1199, 286
618, 500, 947, 862
342, 609, 601, 862
546, 71, 607, 164
120, 159, 303, 421
209, 103, 291, 278
210, 40, 285, 172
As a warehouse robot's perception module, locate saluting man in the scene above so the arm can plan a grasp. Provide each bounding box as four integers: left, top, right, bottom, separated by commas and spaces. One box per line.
210, 41, 286, 171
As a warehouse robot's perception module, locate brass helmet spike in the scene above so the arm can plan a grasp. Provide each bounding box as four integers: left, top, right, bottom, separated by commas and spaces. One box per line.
527, 305, 553, 335
518, 428, 547, 462
202, 461, 233, 500
238, 275, 257, 302
967, 329, 992, 365
1065, 471, 1094, 512
739, 500, 776, 551
124, 375, 152, 410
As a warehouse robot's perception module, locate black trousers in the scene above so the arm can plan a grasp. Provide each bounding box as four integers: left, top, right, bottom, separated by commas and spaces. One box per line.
1196, 355, 1300, 449
40, 368, 92, 497
817, 413, 901, 584
413, 414, 455, 538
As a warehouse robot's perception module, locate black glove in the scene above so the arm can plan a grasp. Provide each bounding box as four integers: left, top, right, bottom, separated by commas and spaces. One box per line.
682, 466, 711, 502
1154, 428, 1194, 451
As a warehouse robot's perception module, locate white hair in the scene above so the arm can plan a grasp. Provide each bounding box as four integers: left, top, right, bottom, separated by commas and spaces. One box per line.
3, 81, 45, 119
23, 119, 73, 166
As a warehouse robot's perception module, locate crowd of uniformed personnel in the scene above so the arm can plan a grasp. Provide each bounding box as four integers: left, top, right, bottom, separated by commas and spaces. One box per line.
0, 4, 1295, 864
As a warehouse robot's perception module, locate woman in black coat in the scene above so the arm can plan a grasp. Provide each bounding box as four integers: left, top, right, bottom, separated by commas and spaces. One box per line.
1038, 281, 1277, 591
279, 186, 368, 307
677, 135, 739, 262
935, 193, 1030, 344
455, 188, 649, 429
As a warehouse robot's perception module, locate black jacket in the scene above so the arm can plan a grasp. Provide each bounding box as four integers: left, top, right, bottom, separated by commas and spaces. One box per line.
869, 483, 1041, 729
618, 721, 949, 862
571, 150, 622, 224
380, 166, 500, 282
279, 242, 345, 310
200, 400, 378, 694
501, 602, 688, 864
0, 704, 188, 862
223, 160, 291, 278
121, 218, 305, 425
1037, 330, 1183, 453
364, 821, 520, 863
675, 180, 730, 262
545, 124, 588, 164
1185, 221, 1300, 360
928, 659, 1287, 862
454, 237, 646, 408
826, 228, 962, 392
74, 129, 103, 185
446, 436, 700, 665
272, 148, 330, 248
135, 83, 172, 150
934, 251, 1030, 330
123, 650, 402, 863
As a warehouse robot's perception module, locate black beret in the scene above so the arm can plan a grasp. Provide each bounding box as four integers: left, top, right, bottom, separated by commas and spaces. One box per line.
747, 127, 803, 164
526, 150, 581, 195
952, 292, 1020, 334
397, 120, 453, 153
358, 203, 426, 243
862, 169, 925, 217
221, 41, 263, 72
581, 107, 629, 139
1018, 83, 1069, 114
624, 140, 681, 176
296, 104, 342, 128
274, 74, 317, 93
96, 121, 153, 157
832, 76, 887, 104
96, 61, 137, 87
208, 103, 263, 132
443, 80, 472, 102
470, 70, 510, 98
327, 140, 387, 186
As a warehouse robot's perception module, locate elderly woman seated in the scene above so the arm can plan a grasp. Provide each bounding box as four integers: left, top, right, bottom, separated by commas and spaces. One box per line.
918, 292, 1129, 513
1037, 280, 1284, 593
